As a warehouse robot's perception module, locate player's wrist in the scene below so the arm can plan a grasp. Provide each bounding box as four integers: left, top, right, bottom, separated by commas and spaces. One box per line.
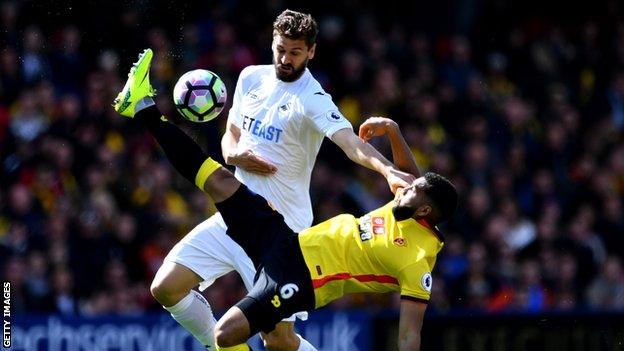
224, 151, 239, 166
383, 164, 398, 178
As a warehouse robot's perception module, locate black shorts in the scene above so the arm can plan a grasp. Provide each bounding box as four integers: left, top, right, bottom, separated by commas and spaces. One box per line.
215, 185, 315, 334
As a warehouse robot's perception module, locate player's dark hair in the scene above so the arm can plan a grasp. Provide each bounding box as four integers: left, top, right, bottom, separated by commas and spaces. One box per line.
273, 9, 318, 48
423, 172, 458, 224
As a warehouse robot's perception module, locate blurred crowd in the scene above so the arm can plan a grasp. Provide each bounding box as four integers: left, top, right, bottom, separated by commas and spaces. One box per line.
1, 0, 623, 318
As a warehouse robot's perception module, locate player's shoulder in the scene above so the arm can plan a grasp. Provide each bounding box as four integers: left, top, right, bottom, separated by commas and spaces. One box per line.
302, 73, 328, 97
299, 74, 334, 107
239, 65, 273, 80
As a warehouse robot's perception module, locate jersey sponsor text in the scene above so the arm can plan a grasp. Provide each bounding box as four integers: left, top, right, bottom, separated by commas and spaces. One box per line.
242, 115, 283, 142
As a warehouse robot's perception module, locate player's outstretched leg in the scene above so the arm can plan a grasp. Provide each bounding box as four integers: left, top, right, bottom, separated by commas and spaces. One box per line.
113, 48, 227, 349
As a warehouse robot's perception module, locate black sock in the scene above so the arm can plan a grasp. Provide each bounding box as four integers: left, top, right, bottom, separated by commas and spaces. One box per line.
135, 104, 162, 125
134, 105, 209, 184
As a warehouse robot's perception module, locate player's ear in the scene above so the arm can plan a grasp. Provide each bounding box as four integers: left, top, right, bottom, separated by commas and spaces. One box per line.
307, 43, 316, 60
415, 205, 432, 218
271, 33, 280, 50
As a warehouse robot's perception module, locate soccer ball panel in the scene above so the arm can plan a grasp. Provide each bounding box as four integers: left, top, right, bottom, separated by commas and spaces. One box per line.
189, 90, 214, 113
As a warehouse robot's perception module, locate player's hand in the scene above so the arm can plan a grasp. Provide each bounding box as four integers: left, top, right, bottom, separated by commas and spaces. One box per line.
358, 117, 398, 143
229, 149, 277, 175
386, 168, 416, 194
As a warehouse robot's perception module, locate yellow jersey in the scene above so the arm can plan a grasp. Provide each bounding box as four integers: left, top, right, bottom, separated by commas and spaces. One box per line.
298, 202, 444, 308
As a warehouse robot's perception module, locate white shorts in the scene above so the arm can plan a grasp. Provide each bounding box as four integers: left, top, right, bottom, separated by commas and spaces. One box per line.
163, 212, 306, 322
164, 213, 255, 291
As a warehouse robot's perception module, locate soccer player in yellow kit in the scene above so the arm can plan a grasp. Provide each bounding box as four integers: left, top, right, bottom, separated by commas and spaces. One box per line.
121, 86, 456, 350
212, 117, 456, 351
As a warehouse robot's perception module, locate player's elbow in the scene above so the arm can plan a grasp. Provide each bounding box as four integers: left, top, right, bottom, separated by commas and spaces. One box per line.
338, 139, 365, 164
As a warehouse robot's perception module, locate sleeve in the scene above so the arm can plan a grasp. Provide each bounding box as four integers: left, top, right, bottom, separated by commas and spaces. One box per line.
302, 91, 352, 138
227, 68, 248, 129
397, 261, 433, 304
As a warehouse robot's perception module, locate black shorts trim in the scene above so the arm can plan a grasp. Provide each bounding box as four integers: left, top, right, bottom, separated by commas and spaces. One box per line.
235, 296, 265, 333
401, 295, 429, 304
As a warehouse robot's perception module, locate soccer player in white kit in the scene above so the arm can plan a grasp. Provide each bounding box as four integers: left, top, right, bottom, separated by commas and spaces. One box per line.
140, 10, 413, 351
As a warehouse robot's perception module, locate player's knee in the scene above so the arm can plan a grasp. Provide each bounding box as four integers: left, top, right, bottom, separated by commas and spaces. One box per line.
262, 327, 299, 351
150, 262, 203, 306
214, 320, 239, 347
150, 277, 186, 306
149, 278, 169, 304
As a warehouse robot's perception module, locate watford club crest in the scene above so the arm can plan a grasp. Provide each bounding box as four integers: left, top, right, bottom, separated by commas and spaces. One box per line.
393, 237, 406, 247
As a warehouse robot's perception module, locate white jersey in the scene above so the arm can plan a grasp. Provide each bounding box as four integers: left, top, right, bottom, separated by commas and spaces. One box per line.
228, 65, 352, 232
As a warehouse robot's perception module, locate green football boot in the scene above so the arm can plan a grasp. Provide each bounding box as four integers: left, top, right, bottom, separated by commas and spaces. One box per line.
112, 48, 156, 117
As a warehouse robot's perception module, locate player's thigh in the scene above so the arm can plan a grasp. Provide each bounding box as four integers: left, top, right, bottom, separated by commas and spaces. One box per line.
163, 213, 256, 291
215, 185, 287, 264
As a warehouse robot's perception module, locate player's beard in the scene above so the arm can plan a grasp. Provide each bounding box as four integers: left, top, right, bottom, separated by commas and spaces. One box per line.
275, 58, 308, 82
392, 204, 417, 221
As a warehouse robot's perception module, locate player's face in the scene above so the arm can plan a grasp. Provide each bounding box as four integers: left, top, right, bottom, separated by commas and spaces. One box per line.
272, 34, 316, 82
392, 177, 430, 220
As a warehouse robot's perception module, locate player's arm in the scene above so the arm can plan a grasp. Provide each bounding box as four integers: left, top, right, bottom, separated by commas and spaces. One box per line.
397, 299, 427, 351
359, 117, 421, 177
331, 128, 414, 193
221, 119, 277, 175
221, 66, 276, 175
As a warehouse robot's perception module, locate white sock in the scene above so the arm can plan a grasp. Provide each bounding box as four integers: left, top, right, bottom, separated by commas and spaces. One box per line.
164, 290, 217, 347
297, 334, 318, 351
135, 97, 155, 113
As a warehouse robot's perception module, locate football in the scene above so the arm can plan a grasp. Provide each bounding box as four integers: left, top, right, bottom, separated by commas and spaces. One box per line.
172, 69, 227, 122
